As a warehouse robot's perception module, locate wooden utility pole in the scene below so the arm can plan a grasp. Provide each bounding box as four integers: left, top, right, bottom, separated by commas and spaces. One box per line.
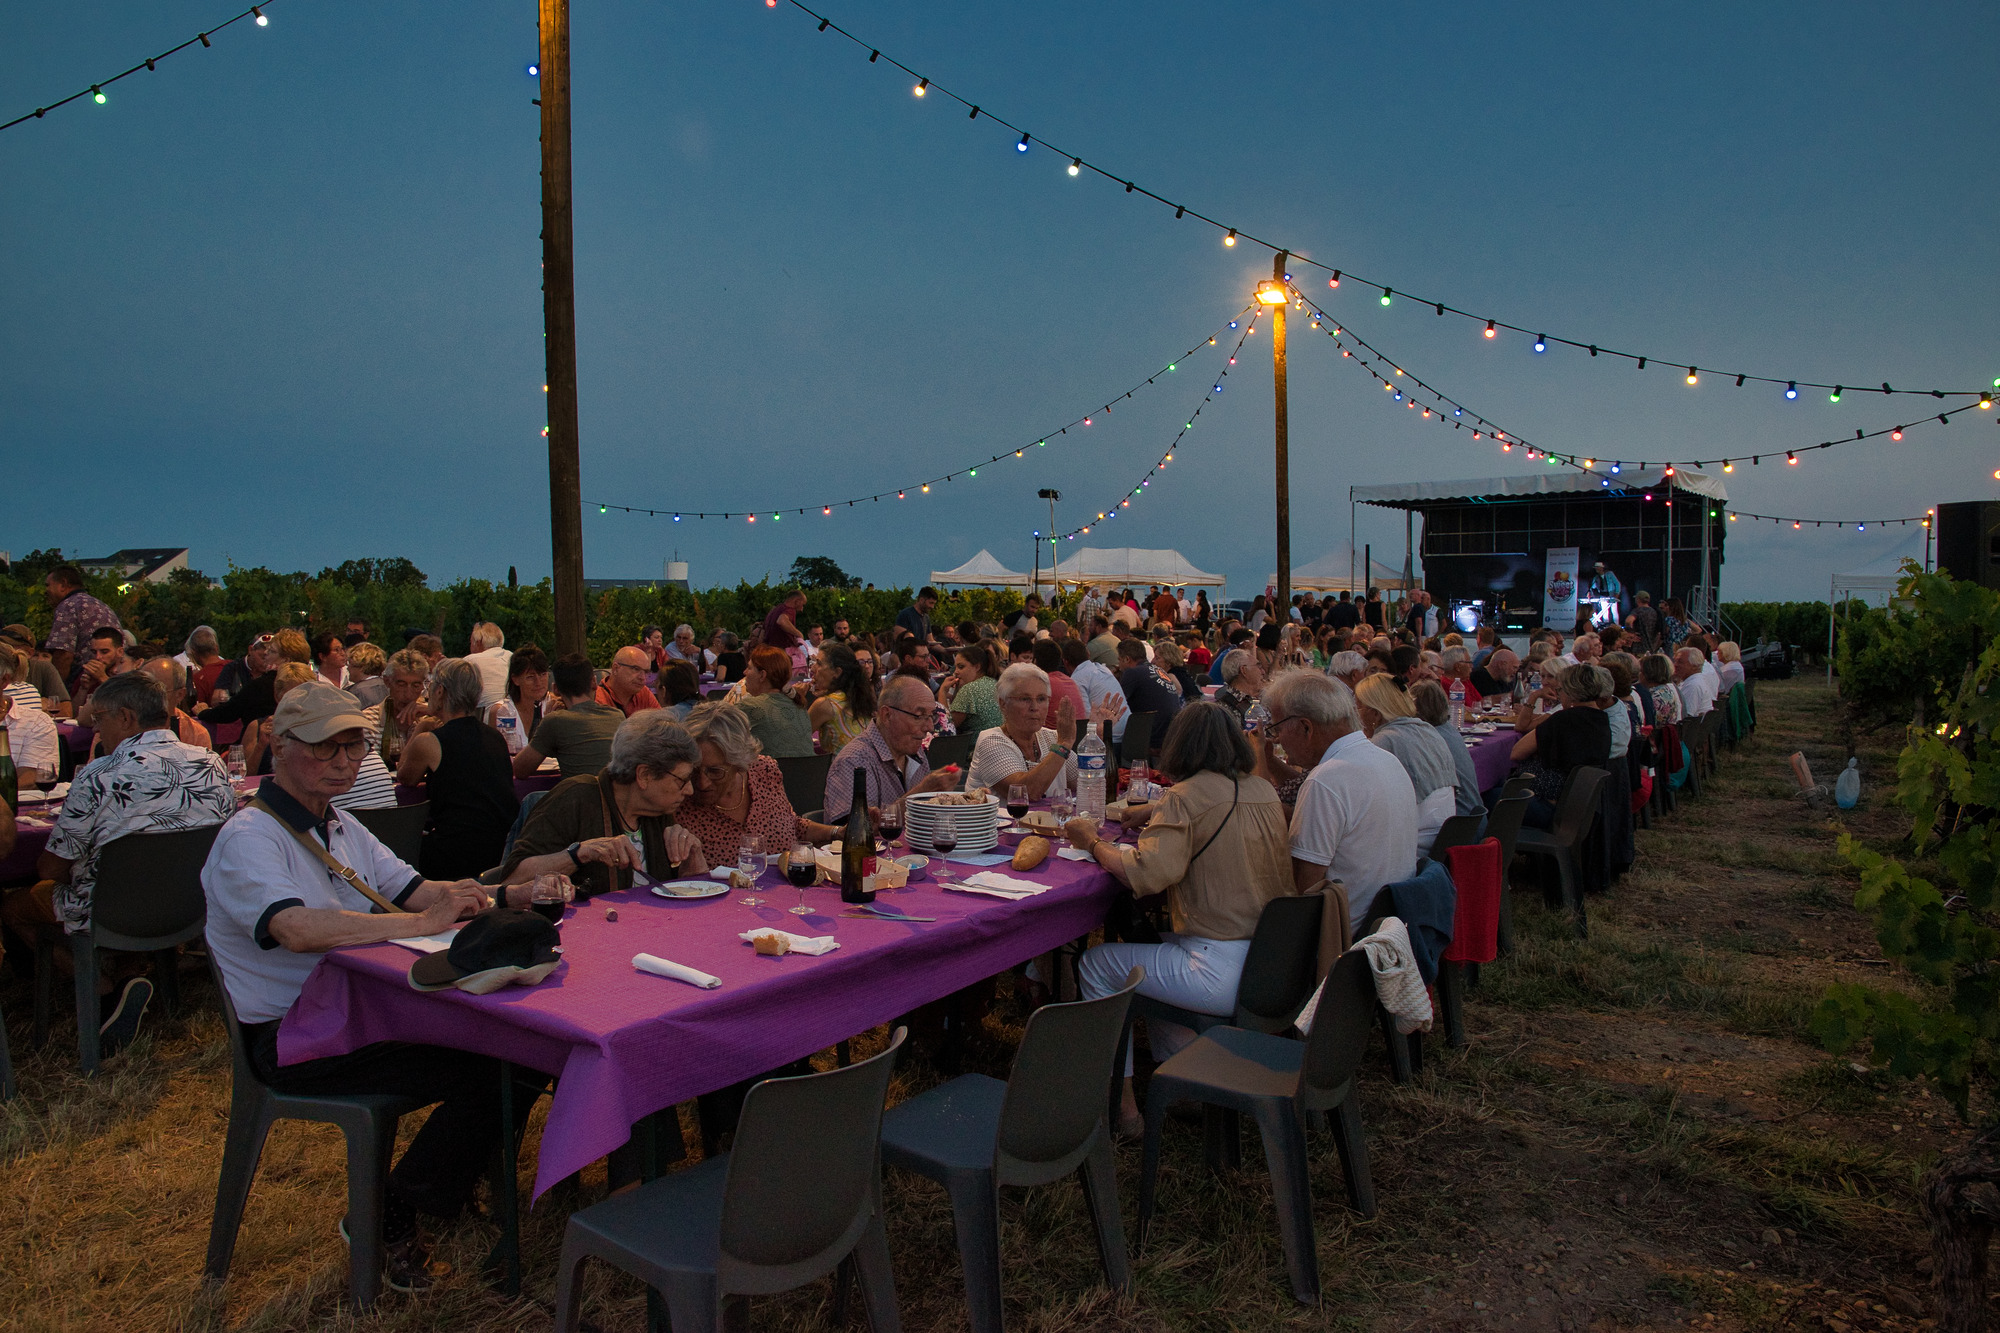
539, 0, 586, 655
1271, 251, 1292, 615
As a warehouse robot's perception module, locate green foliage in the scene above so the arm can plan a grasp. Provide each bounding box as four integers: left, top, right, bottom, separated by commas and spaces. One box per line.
1723, 600, 1834, 655
786, 556, 858, 590
1815, 568, 2000, 1117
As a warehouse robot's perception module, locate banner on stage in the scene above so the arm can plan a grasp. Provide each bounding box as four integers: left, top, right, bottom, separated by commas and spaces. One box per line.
1542, 546, 1581, 630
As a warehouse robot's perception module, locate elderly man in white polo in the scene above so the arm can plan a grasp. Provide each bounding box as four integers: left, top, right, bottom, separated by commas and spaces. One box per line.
202, 680, 519, 1293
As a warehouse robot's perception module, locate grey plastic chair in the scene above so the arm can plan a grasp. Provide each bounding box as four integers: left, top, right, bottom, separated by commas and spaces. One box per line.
1514, 767, 1610, 937
1114, 711, 1155, 768
350, 801, 427, 867
203, 952, 419, 1312
1428, 813, 1487, 858
553, 1028, 909, 1333
1136, 950, 1378, 1305
1113, 893, 1325, 1136
880, 970, 1143, 1333
777, 752, 835, 816
1500, 774, 1536, 802
33, 824, 219, 1073
1483, 796, 1531, 954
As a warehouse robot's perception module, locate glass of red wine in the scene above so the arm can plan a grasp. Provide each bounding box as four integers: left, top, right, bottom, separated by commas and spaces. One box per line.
529, 873, 574, 923
1007, 783, 1030, 821
878, 797, 905, 848
930, 811, 956, 887
786, 843, 818, 915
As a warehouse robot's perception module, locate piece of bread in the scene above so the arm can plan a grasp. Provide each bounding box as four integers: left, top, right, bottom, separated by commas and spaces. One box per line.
1012, 835, 1050, 872
752, 932, 790, 956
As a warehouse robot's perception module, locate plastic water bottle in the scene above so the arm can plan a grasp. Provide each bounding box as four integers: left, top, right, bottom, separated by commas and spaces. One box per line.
1076, 725, 1108, 821
1244, 701, 1272, 736
1835, 758, 1861, 809
492, 698, 526, 755
1448, 677, 1467, 728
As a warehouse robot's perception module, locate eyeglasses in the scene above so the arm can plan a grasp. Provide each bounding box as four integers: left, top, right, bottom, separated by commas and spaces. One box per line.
654, 767, 696, 792
300, 737, 370, 762
696, 763, 736, 785
1266, 714, 1305, 735
880, 701, 934, 728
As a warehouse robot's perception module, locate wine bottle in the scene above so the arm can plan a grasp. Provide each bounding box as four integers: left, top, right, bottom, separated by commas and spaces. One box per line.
0, 723, 15, 816
841, 770, 876, 904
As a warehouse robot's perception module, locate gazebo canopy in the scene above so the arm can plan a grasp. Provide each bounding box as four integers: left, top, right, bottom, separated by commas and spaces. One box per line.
1051, 547, 1224, 587
929, 549, 1032, 587
1271, 544, 1413, 593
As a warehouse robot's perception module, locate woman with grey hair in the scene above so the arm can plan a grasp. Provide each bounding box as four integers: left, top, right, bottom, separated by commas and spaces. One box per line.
1354, 673, 1461, 848
680, 701, 838, 866
1409, 680, 1487, 821
1065, 701, 1293, 1136
1509, 662, 1612, 830
968, 662, 1079, 797
499, 709, 709, 897
394, 659, 520, 878
1213, 649, 1264, 721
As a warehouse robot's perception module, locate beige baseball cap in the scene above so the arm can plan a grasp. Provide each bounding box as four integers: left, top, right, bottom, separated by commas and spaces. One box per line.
271, 680, 370, 743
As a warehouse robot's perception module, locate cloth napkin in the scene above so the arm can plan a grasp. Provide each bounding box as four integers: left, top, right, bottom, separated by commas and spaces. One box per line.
390, 928, 460, 954
1056, 847, 1095, 862
950, 872, 1049, 899
737, 929, 840, 956
633, 952, 722, 988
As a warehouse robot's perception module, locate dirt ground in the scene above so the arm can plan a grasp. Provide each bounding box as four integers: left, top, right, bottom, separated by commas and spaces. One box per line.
0, 677, 1951, 1331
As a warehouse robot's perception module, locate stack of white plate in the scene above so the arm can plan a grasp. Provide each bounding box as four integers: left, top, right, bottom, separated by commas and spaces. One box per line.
904, 791, 1000, 855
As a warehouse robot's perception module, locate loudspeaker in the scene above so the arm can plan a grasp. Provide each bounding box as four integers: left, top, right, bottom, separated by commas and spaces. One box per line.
1935, 502, 2000, 590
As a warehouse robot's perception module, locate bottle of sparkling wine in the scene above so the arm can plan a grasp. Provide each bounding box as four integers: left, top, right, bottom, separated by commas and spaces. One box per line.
0, 724, 16, 816
841, 771, 876, 904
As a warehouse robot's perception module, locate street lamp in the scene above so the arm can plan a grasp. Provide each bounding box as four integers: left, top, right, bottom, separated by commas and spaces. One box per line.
1263, 257, 1292, 614
1255, 280, 1288, 305
1036, 488, 1061, 596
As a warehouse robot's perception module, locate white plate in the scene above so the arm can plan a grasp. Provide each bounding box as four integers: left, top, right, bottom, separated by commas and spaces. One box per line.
649, 879, 731, 900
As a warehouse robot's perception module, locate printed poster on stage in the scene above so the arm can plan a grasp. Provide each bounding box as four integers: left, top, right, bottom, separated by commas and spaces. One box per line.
1543, 546, 1580, 631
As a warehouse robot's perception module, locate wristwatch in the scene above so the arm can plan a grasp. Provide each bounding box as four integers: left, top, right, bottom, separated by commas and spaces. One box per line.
566, 841, 584, 870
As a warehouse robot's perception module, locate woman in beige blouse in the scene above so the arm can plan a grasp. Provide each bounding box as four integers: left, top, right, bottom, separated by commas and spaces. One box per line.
1063, 700, 1293, 1136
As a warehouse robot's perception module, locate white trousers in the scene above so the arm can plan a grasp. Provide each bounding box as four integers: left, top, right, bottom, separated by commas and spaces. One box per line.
1077, 933, 1252, 1075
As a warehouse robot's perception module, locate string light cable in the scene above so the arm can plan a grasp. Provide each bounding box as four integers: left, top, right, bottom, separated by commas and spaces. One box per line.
1725, 508, 1932, 531
770, 0, 1994, 404
1, 3, 278, 133
589, 303, 1251, 522
1293, 287, 1995, 476
1053, 310, 1258, 540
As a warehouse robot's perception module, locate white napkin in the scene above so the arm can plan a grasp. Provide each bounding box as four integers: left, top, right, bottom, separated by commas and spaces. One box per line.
391, 928, 460, 954
633, 952, 722, 988
950, 872, 1050, 899
1056, 847, 1096, 862
738, 929, 840, 956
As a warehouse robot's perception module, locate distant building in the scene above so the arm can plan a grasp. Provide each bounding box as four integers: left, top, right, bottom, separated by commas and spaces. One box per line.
75, 548, 191, 583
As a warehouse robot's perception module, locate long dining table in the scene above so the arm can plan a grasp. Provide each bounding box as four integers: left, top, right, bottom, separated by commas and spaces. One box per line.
277, 841, 1123, 1199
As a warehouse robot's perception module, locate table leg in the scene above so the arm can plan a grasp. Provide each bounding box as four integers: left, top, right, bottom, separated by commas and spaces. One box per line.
485, 1060, 523, 1296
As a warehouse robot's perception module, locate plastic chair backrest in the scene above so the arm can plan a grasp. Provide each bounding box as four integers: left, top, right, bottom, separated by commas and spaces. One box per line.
351, 802, 427, 868
776, 753, 834, 816
719, 1027, 907, 1269
1500, 775, 1536, 802
1299, 950, 1376, 1096
205, 948, 266, 1092
1428, 813, 1486, 857
1551, 767, 1610, 842
995, 968, 1143, 1172
924, 731, 976, 775
91, 825, 221, 945
1232, 893, 1325, 1031
1484, 795, 1530, 868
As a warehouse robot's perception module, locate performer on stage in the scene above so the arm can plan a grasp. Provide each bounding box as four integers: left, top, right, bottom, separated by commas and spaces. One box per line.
1585, 560, 1624, 628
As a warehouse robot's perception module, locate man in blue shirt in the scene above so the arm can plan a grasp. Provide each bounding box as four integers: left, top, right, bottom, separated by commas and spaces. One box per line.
895, 587, 939, 646
1115, 638, 1184, 746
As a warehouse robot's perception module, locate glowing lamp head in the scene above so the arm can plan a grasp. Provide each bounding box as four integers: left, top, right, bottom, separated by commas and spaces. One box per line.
527, 63, 539, 76
1533, 335, 1547, 353
1787, 452, 1798, 465
1484, 320, 1496, 339
1686, 368, 1698, 385
914, 79, 928, 97
1255, 281, 1287, 305
1380, 288, 1393, 306
1068, 158, 1080, 175
1017, 134, 1030, 153
1891, 429, 1903, 440
92, 86, 105, 104
253, 6, 267, 23
1723, 460, 1734, 472
1224, 230, 1237, 247
1785, 382, 1797, 399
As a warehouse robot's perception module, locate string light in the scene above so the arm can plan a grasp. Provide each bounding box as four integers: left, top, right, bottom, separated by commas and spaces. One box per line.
913, 78, 927, 97
1484, 320, 1496, 339
1068, 158, 1080, 176
762, 0, 1992, 406
3, 2, 280, 132
1016, 133, 1029, 153
1533, 335, 1546, 353
1686, 367, 1698, 385
592, 305, 1247, 523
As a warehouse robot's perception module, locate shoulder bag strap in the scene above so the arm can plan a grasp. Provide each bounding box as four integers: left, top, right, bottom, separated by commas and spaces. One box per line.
249, 797, 408, 914
1187, 776, 1240, 866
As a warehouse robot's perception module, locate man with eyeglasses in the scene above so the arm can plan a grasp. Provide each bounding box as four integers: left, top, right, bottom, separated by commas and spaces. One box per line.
5, 670, 235, 1058
203, 681, 516, 1292
824, 675, 959, 818
596, 645, 661, 718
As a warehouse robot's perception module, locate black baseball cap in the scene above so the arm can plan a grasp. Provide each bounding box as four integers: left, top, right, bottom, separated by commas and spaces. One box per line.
408, 908, 563, 994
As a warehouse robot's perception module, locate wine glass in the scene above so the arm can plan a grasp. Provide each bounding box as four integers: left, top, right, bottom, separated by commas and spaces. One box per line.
1006, 783, 1030, 821
529, 873, 574, 923
737, 836, 766, 907
786, 843, 818, 915
878, 797, 905, 849
930, 811, 957, 887
1050, 789, 1075, 825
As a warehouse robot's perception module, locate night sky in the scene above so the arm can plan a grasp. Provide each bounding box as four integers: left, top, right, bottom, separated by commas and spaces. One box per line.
6, 1, 1994, 600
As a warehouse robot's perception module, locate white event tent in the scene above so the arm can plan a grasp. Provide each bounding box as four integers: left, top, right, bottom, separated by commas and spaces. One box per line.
1270, 544, 1413, 593
1050, 547, 1225, 588
929, 549, 1032, 587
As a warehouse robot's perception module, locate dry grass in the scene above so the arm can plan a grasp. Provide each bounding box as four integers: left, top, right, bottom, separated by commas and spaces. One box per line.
0, 679, 1952, 1331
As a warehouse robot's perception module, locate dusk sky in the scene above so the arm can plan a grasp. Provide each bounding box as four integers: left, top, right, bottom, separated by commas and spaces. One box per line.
6, 1, 1995, 601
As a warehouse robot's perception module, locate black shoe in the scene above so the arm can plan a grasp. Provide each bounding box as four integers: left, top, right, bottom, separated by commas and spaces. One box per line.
99, 977, 153, 1056
338, 1216, 437, 1294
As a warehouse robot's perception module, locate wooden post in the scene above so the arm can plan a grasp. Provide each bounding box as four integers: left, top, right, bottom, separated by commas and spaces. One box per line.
1271, 252, 1291, 616
540, 0, 586, 656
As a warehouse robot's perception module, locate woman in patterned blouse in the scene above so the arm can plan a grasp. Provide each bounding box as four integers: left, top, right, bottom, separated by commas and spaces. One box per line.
679, 702, 840, 867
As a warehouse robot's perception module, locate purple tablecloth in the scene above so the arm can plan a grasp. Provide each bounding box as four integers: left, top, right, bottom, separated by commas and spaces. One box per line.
0, 816, 52, 880
58, 721, 93, 760
393, 773, 561, 806
1467, 729, 1518, 793
279, 853, 1122, 1198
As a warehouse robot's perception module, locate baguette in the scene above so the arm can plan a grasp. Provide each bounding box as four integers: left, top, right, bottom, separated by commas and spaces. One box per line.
1012, 835, 1051, 872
